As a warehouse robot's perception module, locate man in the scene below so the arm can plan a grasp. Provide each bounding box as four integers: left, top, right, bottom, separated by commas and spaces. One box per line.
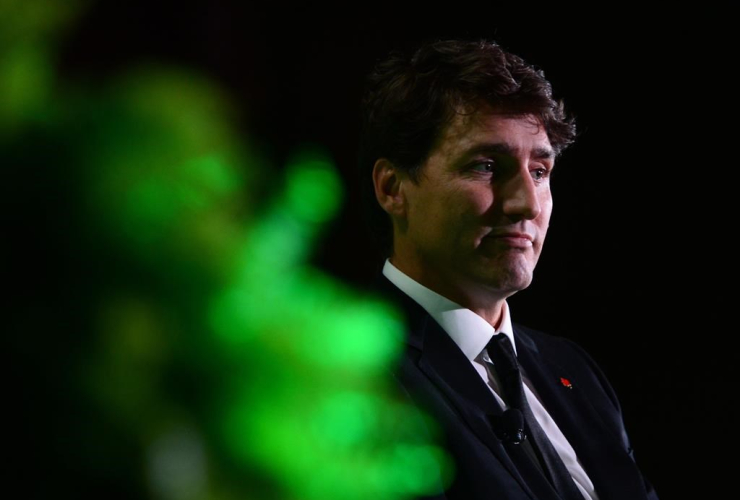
359, 40, 658, 500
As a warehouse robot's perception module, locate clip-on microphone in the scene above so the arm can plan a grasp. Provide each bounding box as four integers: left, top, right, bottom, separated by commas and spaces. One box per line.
491, 409, 526, 444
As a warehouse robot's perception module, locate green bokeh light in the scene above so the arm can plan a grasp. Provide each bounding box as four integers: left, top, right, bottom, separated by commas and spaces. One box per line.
224, 385, 451, 500
0, 0, 86, 45
284, 151, 343, 225
5, 2, 452, 496
0, 0, 87, 134
0, 43, 52, 128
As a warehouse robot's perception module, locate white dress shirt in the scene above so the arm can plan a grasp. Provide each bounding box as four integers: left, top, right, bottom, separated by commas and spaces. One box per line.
383, 259, 597, 500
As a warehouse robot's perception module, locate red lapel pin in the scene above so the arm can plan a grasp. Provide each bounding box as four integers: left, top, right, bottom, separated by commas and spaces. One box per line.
560, 377, 573, 389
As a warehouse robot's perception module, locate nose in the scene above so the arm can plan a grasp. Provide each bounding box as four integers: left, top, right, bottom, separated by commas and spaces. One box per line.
501, 168, 541, 221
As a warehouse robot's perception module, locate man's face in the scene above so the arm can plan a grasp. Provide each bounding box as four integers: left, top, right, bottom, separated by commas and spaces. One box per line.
392, 107, 555, 306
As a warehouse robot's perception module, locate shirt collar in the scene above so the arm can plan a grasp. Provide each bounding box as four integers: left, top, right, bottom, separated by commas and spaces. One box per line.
382, 259, 517, 359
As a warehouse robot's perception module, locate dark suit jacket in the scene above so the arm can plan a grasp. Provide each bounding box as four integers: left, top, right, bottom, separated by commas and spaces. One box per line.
381, 276, 659, 500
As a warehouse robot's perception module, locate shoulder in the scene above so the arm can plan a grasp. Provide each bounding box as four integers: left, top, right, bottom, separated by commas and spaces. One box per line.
513, 323, 606, 375
513, 323, 623, 414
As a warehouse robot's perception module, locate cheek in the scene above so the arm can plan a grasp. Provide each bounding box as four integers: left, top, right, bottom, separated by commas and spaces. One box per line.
538, 190, 553, 222
535, 196, 553, 247
438, 188, 488, 228
454, 184, 493, 212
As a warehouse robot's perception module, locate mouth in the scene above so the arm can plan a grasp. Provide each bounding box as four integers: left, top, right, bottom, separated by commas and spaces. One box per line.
483, 231, 534, 248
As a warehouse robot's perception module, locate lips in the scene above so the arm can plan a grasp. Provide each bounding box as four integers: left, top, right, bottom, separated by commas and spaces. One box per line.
488, 231, 533, 242
484, 231, 534, 248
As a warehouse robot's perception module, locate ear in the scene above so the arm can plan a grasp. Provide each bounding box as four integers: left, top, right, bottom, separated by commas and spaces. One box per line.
372, 158, 407, 217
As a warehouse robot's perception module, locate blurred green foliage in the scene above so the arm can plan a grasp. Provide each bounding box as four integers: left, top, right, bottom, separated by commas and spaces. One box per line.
5, 1, 450, 499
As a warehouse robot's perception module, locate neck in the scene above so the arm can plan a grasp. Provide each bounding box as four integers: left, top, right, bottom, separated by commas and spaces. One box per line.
388, 255, 508, 329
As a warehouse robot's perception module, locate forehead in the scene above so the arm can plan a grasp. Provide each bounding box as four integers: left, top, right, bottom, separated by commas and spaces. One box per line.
431, 106, 553, 161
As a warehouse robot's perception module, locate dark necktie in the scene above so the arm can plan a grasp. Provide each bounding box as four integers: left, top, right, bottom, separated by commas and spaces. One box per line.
486, 333, 585, 500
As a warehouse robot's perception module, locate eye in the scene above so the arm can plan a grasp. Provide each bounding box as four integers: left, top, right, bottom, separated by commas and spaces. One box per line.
531, 167, 550, 181
470, 160, 496, 174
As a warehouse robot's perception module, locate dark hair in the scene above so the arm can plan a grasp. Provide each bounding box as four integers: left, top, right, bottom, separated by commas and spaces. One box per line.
358, 39, 576, 254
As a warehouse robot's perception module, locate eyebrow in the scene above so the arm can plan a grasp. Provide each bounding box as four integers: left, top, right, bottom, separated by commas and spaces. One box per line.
462, 143, 555, 161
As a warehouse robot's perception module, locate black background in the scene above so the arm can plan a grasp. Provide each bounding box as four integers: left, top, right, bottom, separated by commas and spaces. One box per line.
17, 2, 736, 497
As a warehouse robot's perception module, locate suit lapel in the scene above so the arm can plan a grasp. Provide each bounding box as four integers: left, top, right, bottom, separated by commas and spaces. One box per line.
515, 326, 650, 500
379, 277, 560, 500
417, 319, 564, 500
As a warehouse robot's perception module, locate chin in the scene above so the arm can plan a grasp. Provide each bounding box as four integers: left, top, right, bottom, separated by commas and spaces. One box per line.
482, 269, 534, 295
